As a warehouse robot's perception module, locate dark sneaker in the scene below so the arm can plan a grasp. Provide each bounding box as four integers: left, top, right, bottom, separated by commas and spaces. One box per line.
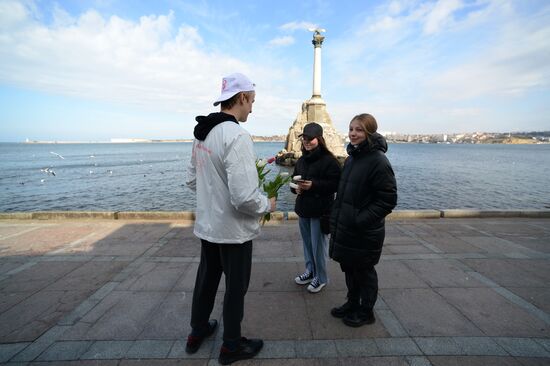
218, 337, 264, 365
294, 270, 313, 285
307, 277, 326, 293
185, 319, 218, 354
342, 309, 376, 327
330, 301, 358, 318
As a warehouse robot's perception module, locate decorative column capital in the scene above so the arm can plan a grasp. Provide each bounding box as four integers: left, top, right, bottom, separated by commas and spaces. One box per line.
312, 34, 325, 48
310, 28, 326, 48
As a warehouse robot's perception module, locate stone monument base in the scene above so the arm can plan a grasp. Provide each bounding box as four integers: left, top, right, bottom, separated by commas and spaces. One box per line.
276, 98, 346, 166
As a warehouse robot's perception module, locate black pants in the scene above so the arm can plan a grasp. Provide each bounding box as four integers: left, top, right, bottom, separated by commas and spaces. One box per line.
190, 239, 252, 342
340, 262, 378, 311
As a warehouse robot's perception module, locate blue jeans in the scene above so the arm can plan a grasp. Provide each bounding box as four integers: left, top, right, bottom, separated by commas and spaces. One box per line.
298, 217, 328, 284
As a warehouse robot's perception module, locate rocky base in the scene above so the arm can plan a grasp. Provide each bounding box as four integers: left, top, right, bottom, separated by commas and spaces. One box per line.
275, 150, 300, 166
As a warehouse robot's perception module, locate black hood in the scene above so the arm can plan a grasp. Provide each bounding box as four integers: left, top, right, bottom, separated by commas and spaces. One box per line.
193, 112, 238, 140
347, 132, 388, 156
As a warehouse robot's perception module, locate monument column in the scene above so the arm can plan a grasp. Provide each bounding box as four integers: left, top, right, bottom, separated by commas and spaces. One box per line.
276, 28, 346, 166
312, 32, 324, 98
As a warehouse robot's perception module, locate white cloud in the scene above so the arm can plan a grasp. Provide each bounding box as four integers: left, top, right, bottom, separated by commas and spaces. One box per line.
280, 21, 317, 32
0, 0, 29, 29
325, 0, 550, 133
429, 9, 550, 99
423, 0, 465, 34
0, 5, 278, 115
0, 2, 314, 138
268, 35, 295, 47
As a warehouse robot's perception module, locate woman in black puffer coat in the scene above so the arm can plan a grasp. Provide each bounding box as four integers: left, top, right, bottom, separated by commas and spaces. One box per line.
291, 122, 341, 293
329, 113, 397, 327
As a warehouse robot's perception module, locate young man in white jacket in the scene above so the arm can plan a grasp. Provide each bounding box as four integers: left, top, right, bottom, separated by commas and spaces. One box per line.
185, 73, 276, 365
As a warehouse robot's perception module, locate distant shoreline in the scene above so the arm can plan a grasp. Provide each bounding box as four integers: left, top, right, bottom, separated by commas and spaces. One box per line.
12, 131, 550, 144
19, 140, 285, 144
16, 140, 549, 145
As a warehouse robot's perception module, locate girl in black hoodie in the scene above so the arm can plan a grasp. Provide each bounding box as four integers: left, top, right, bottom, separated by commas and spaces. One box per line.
291, 123, 341, 293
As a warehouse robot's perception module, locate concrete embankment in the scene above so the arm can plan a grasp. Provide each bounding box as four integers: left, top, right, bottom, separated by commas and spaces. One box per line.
1, 209, 549, 220
1, 215, 549, 363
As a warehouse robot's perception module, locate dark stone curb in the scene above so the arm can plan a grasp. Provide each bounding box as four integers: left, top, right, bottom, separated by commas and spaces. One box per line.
5, 337, 549, 362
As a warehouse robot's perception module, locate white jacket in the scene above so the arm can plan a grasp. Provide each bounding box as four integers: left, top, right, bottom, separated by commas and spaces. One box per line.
186, 121, 270, 243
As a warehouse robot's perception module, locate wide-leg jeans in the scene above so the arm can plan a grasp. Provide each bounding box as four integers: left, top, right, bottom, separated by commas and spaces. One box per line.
298, 217, 328, 284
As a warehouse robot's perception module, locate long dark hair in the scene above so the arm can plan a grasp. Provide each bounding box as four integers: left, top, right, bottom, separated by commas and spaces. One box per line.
301, 135, 338, 162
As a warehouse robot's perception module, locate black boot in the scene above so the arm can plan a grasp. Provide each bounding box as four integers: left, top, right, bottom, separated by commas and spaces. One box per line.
330, 301, 359, 318
218, 337, 264, 365
342, 308, 375, 327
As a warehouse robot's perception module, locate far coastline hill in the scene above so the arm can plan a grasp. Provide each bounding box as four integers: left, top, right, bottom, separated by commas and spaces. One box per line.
21, 131, 550, 144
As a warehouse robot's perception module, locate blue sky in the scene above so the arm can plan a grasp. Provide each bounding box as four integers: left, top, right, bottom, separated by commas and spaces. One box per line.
1, 0, 549, 142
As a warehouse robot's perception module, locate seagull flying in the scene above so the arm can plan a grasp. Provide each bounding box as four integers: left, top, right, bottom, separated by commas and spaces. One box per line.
50, 151, 65, 159
41, 168, 56, 176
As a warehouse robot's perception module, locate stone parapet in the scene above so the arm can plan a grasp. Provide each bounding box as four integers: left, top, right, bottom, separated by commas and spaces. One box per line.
387, 210, 441, 219
441, 209, 550, 218
1, 210, 549, 221
116, 211, 194, 220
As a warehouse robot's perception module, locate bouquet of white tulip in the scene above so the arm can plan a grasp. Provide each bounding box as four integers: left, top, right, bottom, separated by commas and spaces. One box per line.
255, 157, 291, 224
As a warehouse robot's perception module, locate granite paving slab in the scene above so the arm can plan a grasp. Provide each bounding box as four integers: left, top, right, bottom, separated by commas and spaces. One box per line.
45, 261, 128, 292
120, 360, 207, 365
61, 291, 168, 341
435, 287, 547, 336
242, 292, 311, 340
0, 261, 82, 293
417, 236, 484, 254
173, 262, 202, 292
403, 259, 487, 288
0, 290, 91, 343
383, 244, 435, 255
462, 259, 548, 287
153, 237, 201, 257
376, 261, 429, 289
381, 288, 483, 336
0, 224, 99, 256
428, 355, 523, 365
253, 238, 304, 258
115, 261, 189, 292
138, 292, 223, 340
339, 356, 410, 365
249, 262, 302, 292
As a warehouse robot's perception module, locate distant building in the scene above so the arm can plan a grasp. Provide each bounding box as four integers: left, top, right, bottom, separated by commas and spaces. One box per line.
110, 138, 151, 143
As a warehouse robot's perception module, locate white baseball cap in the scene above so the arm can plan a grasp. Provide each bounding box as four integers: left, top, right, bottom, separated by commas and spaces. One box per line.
213, 73, 255, 106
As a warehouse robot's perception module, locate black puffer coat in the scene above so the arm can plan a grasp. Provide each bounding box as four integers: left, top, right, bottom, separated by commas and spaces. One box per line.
329, 133, 397, 266
291, 147, 341, 218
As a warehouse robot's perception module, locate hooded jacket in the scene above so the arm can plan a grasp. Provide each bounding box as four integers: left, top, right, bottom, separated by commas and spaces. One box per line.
291, 147, 341, 218
186, 112, 270, 243
329, 133, 397, 266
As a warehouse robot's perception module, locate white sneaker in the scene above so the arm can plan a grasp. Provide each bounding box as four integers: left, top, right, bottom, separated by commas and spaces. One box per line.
307, 277, 326, 293
295, 271, 313, 285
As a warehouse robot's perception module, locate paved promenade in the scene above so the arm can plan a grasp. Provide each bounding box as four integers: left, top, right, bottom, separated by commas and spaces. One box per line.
0, 217, 549, 365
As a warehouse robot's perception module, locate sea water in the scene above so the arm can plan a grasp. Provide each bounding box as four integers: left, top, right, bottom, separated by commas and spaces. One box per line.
1, 142, 549, 212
